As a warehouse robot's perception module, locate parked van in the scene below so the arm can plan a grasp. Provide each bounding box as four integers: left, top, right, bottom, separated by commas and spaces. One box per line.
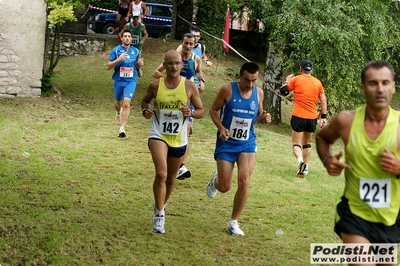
88, 2, 172, 38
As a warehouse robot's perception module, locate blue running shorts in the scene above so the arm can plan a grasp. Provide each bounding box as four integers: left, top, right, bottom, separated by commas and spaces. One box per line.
114, 80, 137, 101
214, 141, 257, 162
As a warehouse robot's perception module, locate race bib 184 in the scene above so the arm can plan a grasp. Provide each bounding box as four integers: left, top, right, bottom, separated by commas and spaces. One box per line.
229, 116, 252, 141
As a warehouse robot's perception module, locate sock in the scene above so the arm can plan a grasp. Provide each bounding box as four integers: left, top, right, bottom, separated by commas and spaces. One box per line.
229, 219, 237, 224
116, 111, 121, 115
297, 157, 303, 164
155, 210, 165, 216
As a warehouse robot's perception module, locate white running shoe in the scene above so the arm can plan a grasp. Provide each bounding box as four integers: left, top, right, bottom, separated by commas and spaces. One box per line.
227, 220, 244, 236
303, 164, 309, 176
118, 126, 126, 138
176, 165, 192, 180
206, 171, 218, 198
152, 214, 165, 233
296, 161, 307, 178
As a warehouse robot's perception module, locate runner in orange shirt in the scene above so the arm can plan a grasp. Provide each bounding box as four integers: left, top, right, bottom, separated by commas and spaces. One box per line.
279, 60, 327, 178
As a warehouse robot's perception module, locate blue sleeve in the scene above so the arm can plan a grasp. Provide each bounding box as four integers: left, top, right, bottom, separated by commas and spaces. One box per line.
109, 47, 118, 61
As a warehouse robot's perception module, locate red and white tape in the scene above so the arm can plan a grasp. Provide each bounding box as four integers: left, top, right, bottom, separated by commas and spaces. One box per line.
88, 4, 117, 14
81, 4, 171, 23
147, 17, 171, 22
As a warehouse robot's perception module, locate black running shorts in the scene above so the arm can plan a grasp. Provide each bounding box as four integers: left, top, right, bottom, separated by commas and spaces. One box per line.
334, 196, 400, 243
148, 138, 187, 158
290, 115, 317, 133
118, 6, 129, 17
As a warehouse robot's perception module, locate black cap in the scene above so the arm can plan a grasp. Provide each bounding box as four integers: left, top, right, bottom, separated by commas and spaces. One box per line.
300, 60, 313, 71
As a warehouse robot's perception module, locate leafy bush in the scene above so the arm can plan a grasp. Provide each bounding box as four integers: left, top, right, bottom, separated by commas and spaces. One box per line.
224, 67, 239, 80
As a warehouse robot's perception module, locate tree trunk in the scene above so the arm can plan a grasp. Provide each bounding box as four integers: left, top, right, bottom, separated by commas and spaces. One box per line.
48, 25, 61, 75
43, 5, 50, 77
43, 26, 50, 77
171, 0, 178, 39
263, 42, 283, 124
173, 0, 193, 40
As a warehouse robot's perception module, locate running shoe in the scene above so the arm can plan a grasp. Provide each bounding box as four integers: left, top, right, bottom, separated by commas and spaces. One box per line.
118, 126, 126, 138
152, 214, 165, 234
176, 165, 191, 180
297, 161, 307, 178
303, 164, 309, 176
227, 220, 244, 236
206, 171, 218, 198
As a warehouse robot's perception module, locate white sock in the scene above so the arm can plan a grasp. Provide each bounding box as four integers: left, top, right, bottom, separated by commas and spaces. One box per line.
298, 157, 303, 164
155, 210, 165, 216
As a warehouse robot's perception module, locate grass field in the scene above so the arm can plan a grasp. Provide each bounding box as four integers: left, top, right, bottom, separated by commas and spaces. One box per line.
0, 36, 399, 265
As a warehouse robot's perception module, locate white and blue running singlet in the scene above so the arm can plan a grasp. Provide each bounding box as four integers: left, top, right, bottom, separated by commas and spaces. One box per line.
217, 81, 258, 148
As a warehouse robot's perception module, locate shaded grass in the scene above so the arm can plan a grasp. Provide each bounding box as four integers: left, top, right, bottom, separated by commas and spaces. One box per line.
0, 37, 399, 265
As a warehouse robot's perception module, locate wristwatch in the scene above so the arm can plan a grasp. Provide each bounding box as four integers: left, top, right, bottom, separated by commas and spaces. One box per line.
191, 109, 195, 117
200, 77, 206, 83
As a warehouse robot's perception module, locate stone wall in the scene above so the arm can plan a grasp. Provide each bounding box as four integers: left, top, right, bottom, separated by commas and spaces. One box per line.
0, 0, 47, 98
51, 33, 107, 57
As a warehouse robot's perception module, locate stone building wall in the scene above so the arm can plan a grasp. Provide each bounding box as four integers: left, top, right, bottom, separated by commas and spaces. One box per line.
0, 1, 107, 98
0, 0, 47, 98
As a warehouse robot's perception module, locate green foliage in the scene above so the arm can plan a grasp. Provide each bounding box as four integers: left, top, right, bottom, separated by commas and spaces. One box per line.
194, 0, 400, 114
195, 0, 228, 35
45, 0, 84, 28
267, 0, 400, 114
40, 73, 53, 96
224, 67, 240, 79
46, 1, 84, 11
47, 2, 78, 28
195, 0, 242, 58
